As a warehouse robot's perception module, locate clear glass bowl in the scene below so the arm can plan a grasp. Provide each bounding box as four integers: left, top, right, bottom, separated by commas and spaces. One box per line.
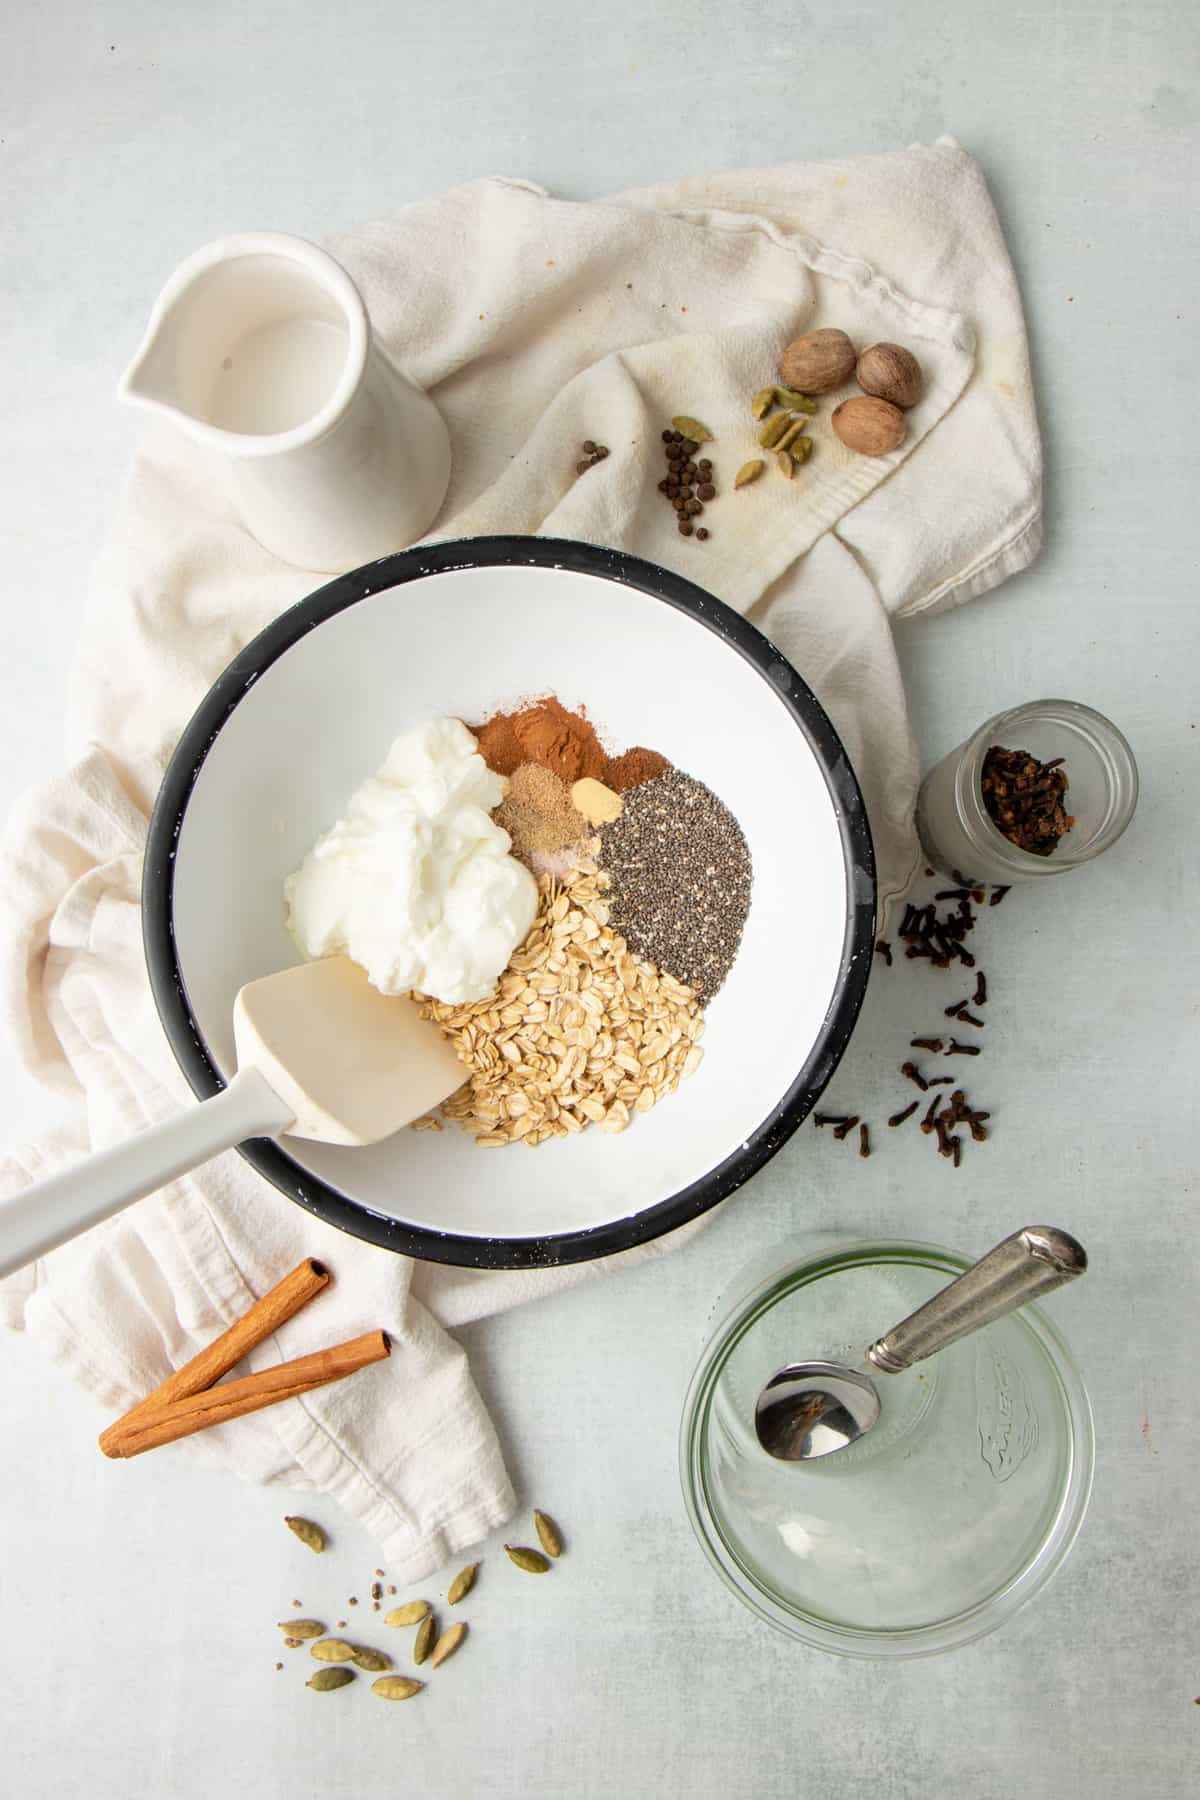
679, 1235, 1094, 1659
915, 698, 1138, 884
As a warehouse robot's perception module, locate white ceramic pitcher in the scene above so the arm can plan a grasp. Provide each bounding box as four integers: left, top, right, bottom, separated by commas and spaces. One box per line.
120, 232, 451, 571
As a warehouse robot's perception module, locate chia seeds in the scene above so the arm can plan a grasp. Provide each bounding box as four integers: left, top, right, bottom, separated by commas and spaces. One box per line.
598, 770, 751, 999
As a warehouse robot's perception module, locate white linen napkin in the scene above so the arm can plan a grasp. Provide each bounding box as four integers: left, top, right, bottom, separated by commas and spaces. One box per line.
0, 138, 1041, 1578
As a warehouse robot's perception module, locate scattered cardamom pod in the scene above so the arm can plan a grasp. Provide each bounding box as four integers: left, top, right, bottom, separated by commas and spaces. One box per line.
734, 459, 765, 489
504, 1544, 551, 1574
371, 1675, 424, 1701
384, 1600, 430, 1628
776, 451, 794, 478
278, 1618, 325, 1639
758, 413, 793, 449
533, 1510, 563, 1558
431, 1622, 468, 1668
773, 386, 818, 413
447, 1563, 479, 1606
413, 1612, 437, 1665
790, 437, 815, 464
350, 1645, 393, 1672
775, 418, 807, 454
307, 1667, 355, 1692
671, 415, 713, 443
284, 1515, 326, 1553
750, 387, 776, 420
310, 1638, 357, 1663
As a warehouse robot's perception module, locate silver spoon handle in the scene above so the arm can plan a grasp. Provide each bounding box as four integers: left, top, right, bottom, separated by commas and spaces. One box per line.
866, 1227, 1087, 1375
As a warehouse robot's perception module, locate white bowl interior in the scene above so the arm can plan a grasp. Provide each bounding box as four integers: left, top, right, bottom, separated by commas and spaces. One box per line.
171, 563, 849, 1240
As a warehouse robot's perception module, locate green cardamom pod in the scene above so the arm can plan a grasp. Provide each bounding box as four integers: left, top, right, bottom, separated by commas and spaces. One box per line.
447, 1563, 480, 1606
372, 1676, 424, 1701
413, 1613, 437, 1665
310, 1638, 357, 1663
383, 1600, 430, 1627
758, 413, 793, 449
671, 415, 713, 443
431, 1622, 468, 1668
278, 1618, 325, 1638
351, 1646, 393, 1672
750, 387, 776, 421
773, 387, 818, 413
775, 419, 807, 453
790, 436, 815, 463
504, 1544, 551, 1574
306, 1667, 355, 1691
284, 1515, 326, 1553
533, 1510, 563, 1558
734, 459, 765, 489
776, 451, 794, 478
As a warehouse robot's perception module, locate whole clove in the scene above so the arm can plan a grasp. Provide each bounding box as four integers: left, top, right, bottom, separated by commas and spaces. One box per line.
945, 999, 969, 1020
832, 1116, 861, 1141
920, 1094, 942, 1134
888, 1102, 919, 1127
990, 886, 1010, 906
874, 939, 893, 967
981, 745, 1074, 856
974, 971, 988, 1005
954, 1008, 985, 1028
910, 1037, 943, 1054
859, 1123, 871, 1159
945, 1039, 981, 1056
900, 1062, 929, 1091
813, 1112, 851, 1128
926, 1075, 955, 1087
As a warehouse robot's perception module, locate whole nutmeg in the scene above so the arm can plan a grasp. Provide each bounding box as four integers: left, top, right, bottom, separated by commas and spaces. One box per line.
779, 328, 856, 395
856, 342, 923, 409
832, 396, 906, 457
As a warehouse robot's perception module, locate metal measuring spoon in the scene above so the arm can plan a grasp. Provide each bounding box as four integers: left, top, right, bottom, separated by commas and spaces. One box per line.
754, 1226, 1087, 1462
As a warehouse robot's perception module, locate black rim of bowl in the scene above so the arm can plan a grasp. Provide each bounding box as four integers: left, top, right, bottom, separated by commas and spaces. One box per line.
143, 535, 876, 1270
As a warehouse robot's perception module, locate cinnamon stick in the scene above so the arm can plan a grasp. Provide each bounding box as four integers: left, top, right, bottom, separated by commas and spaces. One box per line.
99, 1330, 390, 1459
105, 1257, 330, 1443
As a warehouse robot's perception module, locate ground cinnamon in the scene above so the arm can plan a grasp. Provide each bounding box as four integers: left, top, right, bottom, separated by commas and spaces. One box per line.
471, 697, 606, 784
472, 699, 670, 793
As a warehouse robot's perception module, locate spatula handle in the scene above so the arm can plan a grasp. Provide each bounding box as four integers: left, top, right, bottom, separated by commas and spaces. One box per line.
0, 1067, 294, 1280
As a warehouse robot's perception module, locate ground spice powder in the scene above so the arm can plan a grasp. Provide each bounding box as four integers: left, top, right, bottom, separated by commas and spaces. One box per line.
605, 747, 670, 792
472, 699, 670, 793
472, 697, 607, 784
494, 764, 585, 865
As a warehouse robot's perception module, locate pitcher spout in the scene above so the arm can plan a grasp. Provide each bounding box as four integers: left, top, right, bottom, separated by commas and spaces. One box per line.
118, 317, 190, 424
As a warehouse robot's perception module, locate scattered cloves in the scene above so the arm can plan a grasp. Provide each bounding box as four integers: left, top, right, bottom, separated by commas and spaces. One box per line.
858, 1123, 871, 1159
874, 939, 893, 966
900, 1062, 929, 1091
887, 1101, 919, 1127
945, 1039, 981, 1056
910, 1037, 943, 1054
832, 1116, 861, 1140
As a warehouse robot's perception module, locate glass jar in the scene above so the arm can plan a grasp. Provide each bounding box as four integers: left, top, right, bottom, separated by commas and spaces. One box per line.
679, 1235, 1094, 1659
915, 698, 1138, 883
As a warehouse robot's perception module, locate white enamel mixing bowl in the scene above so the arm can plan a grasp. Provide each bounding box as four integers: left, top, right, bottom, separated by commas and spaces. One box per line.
144, 538, 875, 1268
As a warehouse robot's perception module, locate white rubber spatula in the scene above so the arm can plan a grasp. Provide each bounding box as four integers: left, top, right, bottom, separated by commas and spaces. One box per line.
0, 957, 465, 1280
